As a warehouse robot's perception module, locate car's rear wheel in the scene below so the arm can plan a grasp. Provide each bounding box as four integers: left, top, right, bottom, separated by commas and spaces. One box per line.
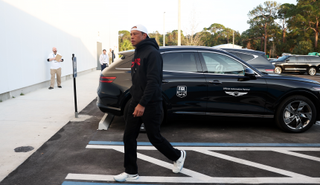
274, 66, 282, 74
123, 98, 165, 125
308, 67, 317, 76
275, 95, 316, 133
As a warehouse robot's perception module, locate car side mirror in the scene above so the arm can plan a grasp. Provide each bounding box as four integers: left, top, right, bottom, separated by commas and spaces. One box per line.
244, 68, 256, 79
285, 59, 289, 62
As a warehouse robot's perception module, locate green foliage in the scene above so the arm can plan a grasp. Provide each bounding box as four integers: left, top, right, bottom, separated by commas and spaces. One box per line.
118, 30, 134, 52
20, 93, 24, 96
286, 0, 320, 48
292, 40, 314, 55
247, 1, 280, 53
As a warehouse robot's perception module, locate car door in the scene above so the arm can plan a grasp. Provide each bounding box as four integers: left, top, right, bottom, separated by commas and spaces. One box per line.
161, 51, 207, 116
283, 56, 297, 71
199, 51, 269, 116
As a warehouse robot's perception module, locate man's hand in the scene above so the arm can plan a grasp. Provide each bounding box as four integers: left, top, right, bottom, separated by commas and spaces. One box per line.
133, 104, 145, 117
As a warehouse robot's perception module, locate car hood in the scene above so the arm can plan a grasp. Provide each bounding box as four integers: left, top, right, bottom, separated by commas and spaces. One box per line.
265, 74, 320, 85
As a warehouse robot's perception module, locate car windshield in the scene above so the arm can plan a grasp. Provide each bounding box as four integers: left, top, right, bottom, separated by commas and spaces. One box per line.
273, 55, 289, 62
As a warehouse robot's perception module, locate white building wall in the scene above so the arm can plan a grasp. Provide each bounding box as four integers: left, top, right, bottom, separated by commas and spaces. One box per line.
0, 0, 118, 96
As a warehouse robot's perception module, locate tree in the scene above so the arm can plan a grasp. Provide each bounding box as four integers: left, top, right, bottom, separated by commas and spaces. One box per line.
205, 23, 225, 34
292, 40, 314, 54
287, 0, 320, 49
149, 31, 162, 46
183, 8, 204, 46
278, 3, 295, 43
118, 30, 134, 51
248, 1, 280, 53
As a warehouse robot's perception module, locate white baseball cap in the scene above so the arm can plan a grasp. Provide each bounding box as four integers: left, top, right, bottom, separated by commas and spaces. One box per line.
131, 24, 149, 38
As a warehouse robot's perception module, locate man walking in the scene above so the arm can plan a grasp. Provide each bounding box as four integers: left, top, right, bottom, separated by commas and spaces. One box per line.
113, 24, 186, 182
100, 49, 109, 71
47, 47, 63, 89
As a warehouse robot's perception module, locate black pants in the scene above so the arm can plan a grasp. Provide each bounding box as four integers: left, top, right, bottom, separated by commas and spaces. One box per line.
123, 101, 181, 174
101, 64, 107, 71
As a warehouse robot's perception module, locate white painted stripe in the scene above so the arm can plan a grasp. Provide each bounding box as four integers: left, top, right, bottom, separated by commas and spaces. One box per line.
66, 174, 320, 184
274, 150, 320, 162
86, 145, 320, 152
111, 146, 213, 181
85, 145, 319, 182
196, 149, 310, 178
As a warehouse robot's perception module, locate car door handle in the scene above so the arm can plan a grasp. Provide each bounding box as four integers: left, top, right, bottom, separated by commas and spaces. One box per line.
162, 80, 169, 83
210, 80, 221, 84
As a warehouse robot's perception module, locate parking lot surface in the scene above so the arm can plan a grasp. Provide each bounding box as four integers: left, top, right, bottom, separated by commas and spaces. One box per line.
1, 74, 320, 185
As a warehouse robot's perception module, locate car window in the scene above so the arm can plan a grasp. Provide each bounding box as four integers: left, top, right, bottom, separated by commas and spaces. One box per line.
227, 52, 240, 58
201, 52, 245, 75
296, 57, 305, 62
303, 57, 311, 62
310, 57, 320, 62
275, 55, 289, 62
162, 52, 198, 72
235, 52, 255, 61
288, 57, 297, 62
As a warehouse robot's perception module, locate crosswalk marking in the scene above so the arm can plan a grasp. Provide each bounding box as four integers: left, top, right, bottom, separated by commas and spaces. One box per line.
65, 174, 320, 184
64, 144, 320, 184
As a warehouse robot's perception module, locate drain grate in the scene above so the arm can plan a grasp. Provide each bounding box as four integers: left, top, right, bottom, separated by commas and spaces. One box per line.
14, 146, 34, 152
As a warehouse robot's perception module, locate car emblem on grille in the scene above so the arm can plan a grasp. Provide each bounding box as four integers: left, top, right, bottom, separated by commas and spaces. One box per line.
225, 91, 248, 97
176, 86, 187, 98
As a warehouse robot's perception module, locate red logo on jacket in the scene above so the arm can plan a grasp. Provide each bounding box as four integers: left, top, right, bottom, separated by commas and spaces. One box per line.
131, 58, 141, 67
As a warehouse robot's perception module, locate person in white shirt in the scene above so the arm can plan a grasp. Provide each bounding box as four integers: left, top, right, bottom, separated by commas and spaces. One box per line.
100, 49, 109, 71
47, 47, 63, 90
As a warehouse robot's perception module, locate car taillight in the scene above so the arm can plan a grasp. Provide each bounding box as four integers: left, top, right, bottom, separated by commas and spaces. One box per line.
100, 76, 116, 83
265, 69, 274, 72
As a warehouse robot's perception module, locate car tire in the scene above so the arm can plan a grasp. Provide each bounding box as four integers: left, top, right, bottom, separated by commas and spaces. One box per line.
275, 95, 316, 133
308, 67, 317, 76
274, 66, 282, 74
123, 98, 165, 125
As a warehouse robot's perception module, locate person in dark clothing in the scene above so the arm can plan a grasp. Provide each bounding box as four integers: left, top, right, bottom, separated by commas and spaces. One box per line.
113, 24, 186, 182
111, 49, 115, 63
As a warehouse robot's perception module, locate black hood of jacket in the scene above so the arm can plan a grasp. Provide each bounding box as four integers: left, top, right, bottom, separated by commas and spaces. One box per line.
135, 38, 159, 51
130, 38, 163, 107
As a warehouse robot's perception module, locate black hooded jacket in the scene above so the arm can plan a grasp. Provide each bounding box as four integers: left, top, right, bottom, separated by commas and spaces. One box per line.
130, 38, 163, 107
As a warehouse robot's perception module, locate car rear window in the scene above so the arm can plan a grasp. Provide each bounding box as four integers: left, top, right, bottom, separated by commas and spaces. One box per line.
162, 52, 198, 72
235, 52, 255, 61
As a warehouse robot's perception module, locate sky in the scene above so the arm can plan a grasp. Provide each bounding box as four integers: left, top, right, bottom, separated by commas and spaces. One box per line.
112, 0, 297, 35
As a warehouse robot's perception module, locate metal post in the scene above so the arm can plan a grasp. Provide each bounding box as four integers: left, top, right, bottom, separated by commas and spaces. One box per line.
73, 77, 78, 118
178, 0, 181, 46
72, 54, 78, 118
163, 12, 166, 47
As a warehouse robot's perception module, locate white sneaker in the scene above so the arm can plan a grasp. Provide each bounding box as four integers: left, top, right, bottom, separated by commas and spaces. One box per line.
172, 150, 186, 173
113, 172, 139, 182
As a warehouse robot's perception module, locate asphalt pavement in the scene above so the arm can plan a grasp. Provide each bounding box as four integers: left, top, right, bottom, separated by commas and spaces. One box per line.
0, 72, 320, 185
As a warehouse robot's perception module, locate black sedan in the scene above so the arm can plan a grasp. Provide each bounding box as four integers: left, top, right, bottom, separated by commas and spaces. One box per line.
97, 46, 320, 133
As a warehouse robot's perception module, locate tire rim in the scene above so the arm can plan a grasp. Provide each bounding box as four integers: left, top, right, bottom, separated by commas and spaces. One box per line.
309, 68, 316, 75
283, 100, 312, 130
275, 67, 281, 74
